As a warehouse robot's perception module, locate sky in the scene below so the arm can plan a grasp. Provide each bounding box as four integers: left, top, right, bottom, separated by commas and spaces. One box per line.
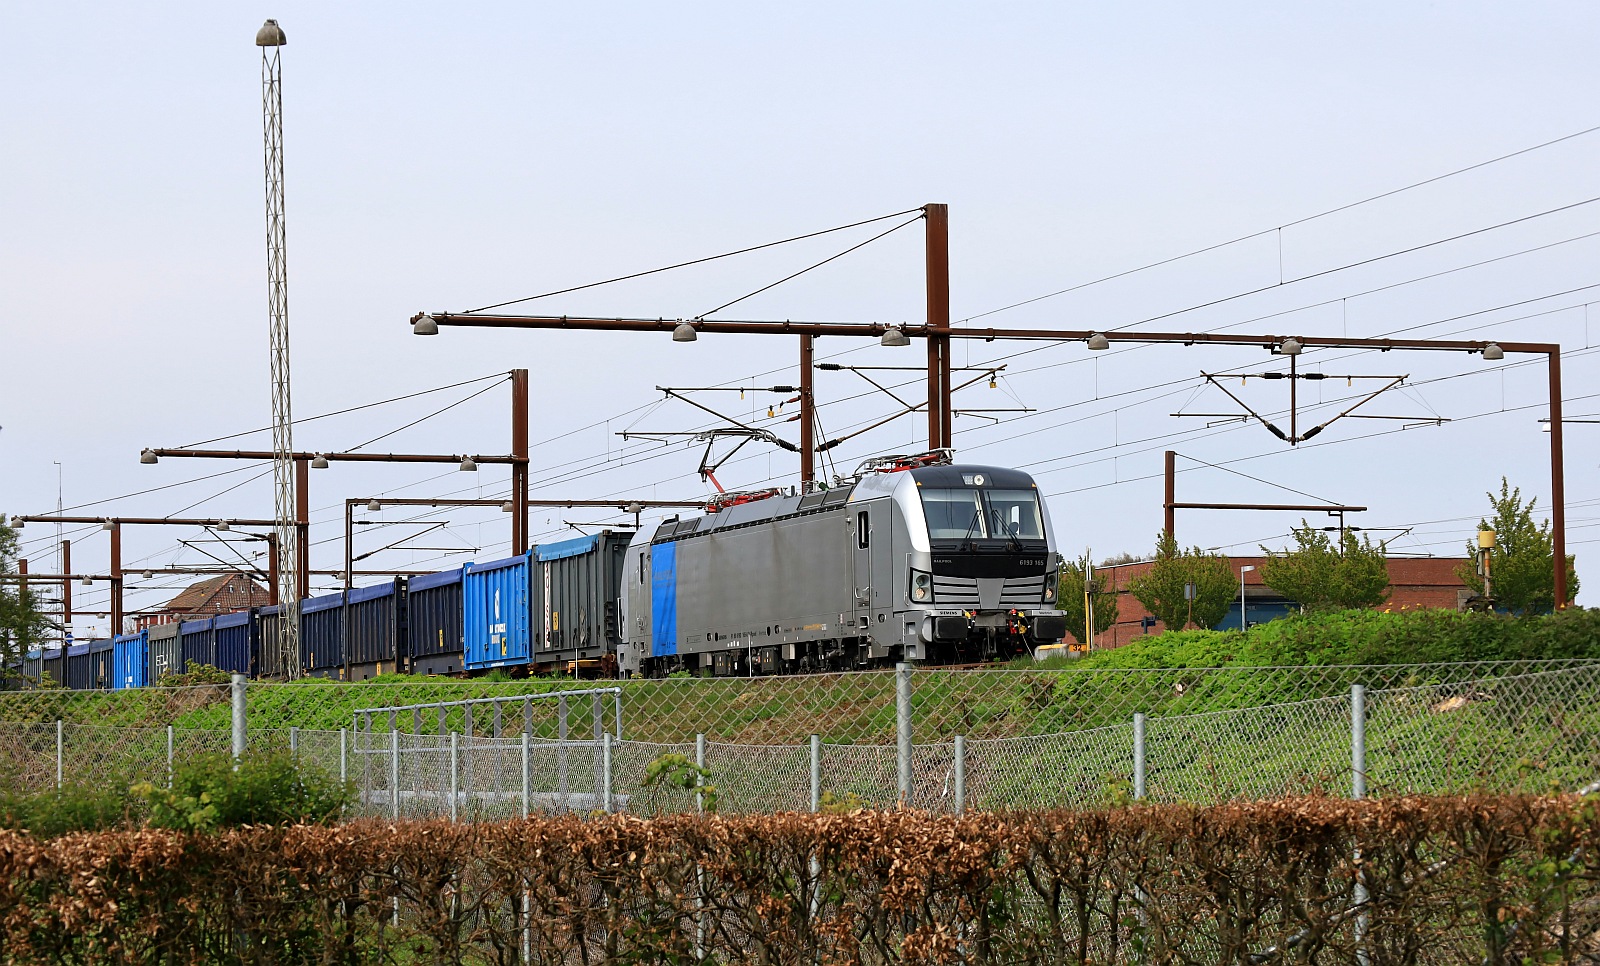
4, 1, 1598, 634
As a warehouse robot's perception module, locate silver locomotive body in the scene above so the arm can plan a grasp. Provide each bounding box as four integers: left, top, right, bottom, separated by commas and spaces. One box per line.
619, 464, 1066, 676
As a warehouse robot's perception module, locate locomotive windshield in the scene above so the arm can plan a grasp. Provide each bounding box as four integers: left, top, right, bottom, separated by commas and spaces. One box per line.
920, 487, 1045, 542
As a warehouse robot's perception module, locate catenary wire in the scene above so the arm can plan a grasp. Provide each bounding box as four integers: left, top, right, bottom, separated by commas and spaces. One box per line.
463, 207, 925, 314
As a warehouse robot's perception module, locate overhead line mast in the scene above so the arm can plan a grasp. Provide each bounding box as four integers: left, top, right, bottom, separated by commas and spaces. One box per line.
256, 19, 299, 677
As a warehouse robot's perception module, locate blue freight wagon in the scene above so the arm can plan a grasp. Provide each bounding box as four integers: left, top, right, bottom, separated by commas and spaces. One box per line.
41, 646, 66, 687
213, 610, 256, 676
23, 649, 43, 684
346, 579, 404, 680
179, 618, 216, 673
65, 642, 92, 690
301, 591, 345, 679
256, 604, 291, 678
535, 531, 630, 675
464, 552, 537, 672
407, 567, 464, 675
112, 631, 148, 689
89, 638, 114, 689
148, 623, 182, 681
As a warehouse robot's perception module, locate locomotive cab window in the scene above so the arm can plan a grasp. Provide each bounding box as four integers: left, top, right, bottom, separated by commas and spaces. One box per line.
985, 489, 1045, 540
856, 510, 870, 549
638, 553, 645, 583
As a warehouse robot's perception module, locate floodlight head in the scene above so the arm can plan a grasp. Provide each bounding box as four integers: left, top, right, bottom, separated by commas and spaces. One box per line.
1542, 420, 1553, 433
1482, 342, 1504, 361
8, 516, 21, 529
1086, 333, 1110, 351
459, 456, 478, 472
142, 570, 153, 580
80, 576, 91, 587
367, 499, 382, 512
672, 320, 698, 342
412, 314, 440, 336
101, 519, 115, 531
311, 454, 330, 469
880, 326, 910, 347
255, 19, 287, 46
626, 502, 643, 514
1279, 337, 1303, 356
139, 449, 158, 464
215, 520, 230, 532
500, 501, 514, 512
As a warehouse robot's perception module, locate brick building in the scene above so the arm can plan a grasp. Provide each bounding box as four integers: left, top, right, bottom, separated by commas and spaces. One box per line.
1083, 555, 1472, 649
134, 575, 274, 631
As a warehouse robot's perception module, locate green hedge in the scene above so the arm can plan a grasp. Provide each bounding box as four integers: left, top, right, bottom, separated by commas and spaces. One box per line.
1036, 606, 1600, 669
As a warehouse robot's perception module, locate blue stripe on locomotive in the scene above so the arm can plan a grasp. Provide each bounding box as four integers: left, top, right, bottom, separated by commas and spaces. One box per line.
650, 541, 677, 658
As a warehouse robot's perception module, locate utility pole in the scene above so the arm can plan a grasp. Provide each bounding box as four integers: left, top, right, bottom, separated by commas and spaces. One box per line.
257, 19, 298, 677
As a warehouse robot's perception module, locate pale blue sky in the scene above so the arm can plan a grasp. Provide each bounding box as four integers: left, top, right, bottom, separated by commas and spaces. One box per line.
4, 2, 1597, 629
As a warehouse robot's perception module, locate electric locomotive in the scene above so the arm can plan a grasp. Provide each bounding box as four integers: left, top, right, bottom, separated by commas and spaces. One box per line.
619, 452, 1067, 676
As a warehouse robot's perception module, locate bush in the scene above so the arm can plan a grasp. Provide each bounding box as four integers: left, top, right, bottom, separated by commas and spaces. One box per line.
0, 797, 1593, 964
0, 781, 136, 836
133, 750, 352, 831
1049, 606, 1600, 670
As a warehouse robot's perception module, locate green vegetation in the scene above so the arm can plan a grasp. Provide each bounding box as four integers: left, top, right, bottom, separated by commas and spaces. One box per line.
1259, 522, 1390, 611
1459, 477, 1581, 613
1057, 550, 1118, 644
1129, 530, 1235, 631
1038, 605, 1600, 670
0, 751, 351, 836
0, 525, 51, 685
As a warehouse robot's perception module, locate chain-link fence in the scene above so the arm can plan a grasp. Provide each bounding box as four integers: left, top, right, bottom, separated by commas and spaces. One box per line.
0, 659, 1590, 744
4, 662, 1595, 816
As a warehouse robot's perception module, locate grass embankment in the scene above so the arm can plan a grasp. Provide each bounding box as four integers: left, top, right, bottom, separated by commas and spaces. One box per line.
1, 608, 1595, 747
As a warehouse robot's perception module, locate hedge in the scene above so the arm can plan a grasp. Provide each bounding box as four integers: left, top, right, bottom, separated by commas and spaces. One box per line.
0, 796, 1595, 964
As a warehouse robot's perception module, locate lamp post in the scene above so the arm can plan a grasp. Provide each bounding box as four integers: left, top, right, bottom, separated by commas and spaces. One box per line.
1239, 565, 1255, 631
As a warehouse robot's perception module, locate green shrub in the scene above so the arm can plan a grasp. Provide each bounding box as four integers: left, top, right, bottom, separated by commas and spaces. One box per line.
132, 751, 351, 831
0, 781, 137, 836
1035, 606, 1600, 670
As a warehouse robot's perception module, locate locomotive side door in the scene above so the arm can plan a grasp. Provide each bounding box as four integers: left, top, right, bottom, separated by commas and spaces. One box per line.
852, 500, 894, 644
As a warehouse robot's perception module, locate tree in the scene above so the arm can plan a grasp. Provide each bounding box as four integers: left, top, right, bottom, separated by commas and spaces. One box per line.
1129, 531, 1237, 632
1058, 551, 1119, 645
1457, 478, 1579, 614
0, 525, 51, 683
1259, 522, 1390, 612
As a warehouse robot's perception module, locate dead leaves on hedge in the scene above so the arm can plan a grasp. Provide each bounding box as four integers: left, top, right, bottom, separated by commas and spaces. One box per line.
0, 796, 1594, 964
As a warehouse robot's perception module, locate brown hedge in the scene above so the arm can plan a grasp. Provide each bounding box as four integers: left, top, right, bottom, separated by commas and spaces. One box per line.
0, 796, 1595, 964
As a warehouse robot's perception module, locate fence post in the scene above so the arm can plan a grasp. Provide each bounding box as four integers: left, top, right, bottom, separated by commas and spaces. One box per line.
895, 663, 912, 806
289, 726, 299, 759
613, 688, 623, 741
389, 728, 400, 820
953, 735, 966, 813
520, 730, 530, 819
809, 734, 821, 812
1352, 684, 1369, 966
55, 719, 63, 789
1133, 712, 1147, 801
695, 733, 706, 814
339, 728, 348, 784
230, 673, 247, 762
602, 732, 613, 813
165, 724, 173, 788
558, 696, 569, 812
449, 731, 460, 822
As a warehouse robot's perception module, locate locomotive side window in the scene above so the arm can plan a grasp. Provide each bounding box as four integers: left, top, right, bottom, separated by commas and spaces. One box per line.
638, 553, 645, 583
856, 510, 870, 549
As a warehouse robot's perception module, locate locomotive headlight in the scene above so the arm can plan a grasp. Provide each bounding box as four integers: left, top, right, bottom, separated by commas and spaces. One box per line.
1043, 573, 1058, 603
910, 569, 934, 603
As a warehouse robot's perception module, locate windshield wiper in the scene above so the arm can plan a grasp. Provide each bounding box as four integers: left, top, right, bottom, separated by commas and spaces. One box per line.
959, 507, 984, 550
